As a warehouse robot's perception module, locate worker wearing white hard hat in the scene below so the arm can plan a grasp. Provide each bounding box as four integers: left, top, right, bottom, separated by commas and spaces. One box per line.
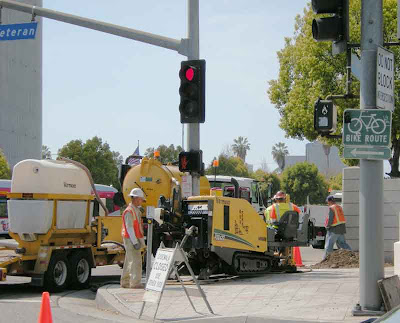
120, 188, 146, 289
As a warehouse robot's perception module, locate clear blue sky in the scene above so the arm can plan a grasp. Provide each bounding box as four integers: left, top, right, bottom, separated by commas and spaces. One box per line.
42, 1, 311, 170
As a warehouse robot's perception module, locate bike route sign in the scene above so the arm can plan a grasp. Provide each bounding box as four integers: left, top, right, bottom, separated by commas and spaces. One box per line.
343, 146, 391, 160
343, 109, 391, 147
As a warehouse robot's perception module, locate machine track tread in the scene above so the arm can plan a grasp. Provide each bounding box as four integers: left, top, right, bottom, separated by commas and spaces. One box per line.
230, 252, 275, 276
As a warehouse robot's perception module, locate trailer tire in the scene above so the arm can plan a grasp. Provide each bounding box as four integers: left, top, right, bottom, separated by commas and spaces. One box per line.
70, 251, 91, 290
44, 252, 70, 292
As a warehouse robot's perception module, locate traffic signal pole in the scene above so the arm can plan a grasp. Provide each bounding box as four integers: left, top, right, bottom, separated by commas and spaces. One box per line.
186, 0, 201, 196
355, 0, 385, 314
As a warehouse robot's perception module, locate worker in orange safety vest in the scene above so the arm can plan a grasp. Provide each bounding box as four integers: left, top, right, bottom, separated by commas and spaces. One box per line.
265, 191, 301, 229
323, 195, 351, 260
120, 188, 146, 289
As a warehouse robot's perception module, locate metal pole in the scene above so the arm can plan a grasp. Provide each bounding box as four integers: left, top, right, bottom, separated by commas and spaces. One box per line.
357, 0, 384, 313
186, 0, 200, 196
145, 219, 153, 283
0, 0, 184, 54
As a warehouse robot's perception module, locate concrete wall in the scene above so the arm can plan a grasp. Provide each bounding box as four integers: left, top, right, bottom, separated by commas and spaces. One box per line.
342, 166, 400, 263
306, 142, 346, 178
0, 0, 43, 169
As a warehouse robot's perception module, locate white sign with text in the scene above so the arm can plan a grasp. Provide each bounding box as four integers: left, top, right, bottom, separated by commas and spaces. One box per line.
145, 248, 175, 293
377, 46, 395, 111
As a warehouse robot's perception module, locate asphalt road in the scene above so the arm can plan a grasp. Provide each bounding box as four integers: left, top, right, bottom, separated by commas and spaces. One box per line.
0, 265, 132, 323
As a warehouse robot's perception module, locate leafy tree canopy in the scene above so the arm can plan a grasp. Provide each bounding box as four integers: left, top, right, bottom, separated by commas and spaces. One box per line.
144, 144, 183, 164
328, 172, 343, 191
0, 149, 11, 179
58, 136, 121, 189
281, 162, 329, 205
205, 154, 250, 178
268, 0, 400, 176
252, 169, 281, 206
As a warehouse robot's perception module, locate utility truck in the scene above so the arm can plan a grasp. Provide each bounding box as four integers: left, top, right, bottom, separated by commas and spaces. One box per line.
0, 159, 126, 292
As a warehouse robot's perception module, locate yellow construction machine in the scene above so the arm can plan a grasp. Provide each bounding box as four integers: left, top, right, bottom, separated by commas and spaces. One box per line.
120, 157, 315, 278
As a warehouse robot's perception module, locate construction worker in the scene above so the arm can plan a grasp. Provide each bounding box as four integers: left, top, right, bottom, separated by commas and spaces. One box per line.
265, 191, 301, 229
323, 195, 351, 260
120, 188, 146, 289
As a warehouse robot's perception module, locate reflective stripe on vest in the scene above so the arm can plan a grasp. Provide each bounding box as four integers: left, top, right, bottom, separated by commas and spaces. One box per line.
121, 205, 144, 239
329, 204, 346, 227
273, 202, 294, 220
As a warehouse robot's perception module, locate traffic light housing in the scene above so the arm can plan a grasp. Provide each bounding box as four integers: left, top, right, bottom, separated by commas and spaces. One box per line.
311, 0, 349, 54
179, 150, 202, 173
179, 59, 206, 123
314, 98, 337, 133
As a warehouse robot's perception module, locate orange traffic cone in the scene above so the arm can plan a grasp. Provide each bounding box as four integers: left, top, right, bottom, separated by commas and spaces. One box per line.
38, 292, 53, 323
293, 247, 304, 267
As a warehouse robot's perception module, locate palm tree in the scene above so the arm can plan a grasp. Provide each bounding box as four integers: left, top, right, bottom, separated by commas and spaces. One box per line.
232, 136, 250, 162
41, 145, 52, 160
271, 142, 289, 171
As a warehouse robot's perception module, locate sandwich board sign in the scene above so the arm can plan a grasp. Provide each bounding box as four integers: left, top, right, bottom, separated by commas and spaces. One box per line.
139, 244, 214, 321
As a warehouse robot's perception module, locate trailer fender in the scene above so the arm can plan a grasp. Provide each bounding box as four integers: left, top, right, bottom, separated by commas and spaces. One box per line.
33, 246, 54, 274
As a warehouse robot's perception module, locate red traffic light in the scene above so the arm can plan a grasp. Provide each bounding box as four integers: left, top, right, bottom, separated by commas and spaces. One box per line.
185, 67, 194, 81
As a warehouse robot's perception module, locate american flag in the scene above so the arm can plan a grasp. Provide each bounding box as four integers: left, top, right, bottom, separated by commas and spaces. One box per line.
127, 146, 140, 166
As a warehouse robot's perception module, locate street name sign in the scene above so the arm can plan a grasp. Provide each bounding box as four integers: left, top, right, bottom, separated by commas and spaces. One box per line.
343, 146, 391, 160
377, 46, 395, 111
343, 109, 391, 147
0, 22, 38, 41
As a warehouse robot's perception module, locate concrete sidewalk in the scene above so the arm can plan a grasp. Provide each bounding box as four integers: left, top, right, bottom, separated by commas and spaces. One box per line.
96, 267, 394, 322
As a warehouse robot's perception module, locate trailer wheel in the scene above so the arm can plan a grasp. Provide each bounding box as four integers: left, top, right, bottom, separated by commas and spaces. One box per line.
44, 253, 70, 292
70, 251, 91, 289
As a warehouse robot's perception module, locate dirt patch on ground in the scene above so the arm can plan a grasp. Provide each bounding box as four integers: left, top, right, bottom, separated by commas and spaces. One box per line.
312, 249, 360, 269
312, 249, 393, 269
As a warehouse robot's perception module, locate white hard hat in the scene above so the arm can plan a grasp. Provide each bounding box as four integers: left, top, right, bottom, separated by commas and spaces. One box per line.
129, 188, 146, 200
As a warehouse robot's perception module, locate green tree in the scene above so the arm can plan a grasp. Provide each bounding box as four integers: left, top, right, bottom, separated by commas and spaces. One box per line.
0, 149, 11, 179
58, 136, 120, 188
268, 0, 400, 176
205, 154, 249, 177
281, 162, 329, 205
144, 144, 183, 164
271, 142, 289, 171
42, 145, 52, 159
329, 172, 343, 191
253, 169, 281, 206
232, 136, 250, 162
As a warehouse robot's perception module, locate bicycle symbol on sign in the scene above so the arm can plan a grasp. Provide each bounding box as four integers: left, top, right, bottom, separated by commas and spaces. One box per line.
348, 112, 389, 135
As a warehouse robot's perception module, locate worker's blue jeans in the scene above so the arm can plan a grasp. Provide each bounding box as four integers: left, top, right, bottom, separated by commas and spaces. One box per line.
323, 230, 352, 260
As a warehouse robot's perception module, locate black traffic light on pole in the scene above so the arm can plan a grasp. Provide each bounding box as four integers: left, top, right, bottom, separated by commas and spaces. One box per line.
179, 59, 206, 124
314, 98, 337, 133
311, 0, 349, 55
178, 150, 203, 173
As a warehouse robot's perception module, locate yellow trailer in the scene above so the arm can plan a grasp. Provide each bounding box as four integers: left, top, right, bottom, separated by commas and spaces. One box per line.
0, 159, 126, 292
